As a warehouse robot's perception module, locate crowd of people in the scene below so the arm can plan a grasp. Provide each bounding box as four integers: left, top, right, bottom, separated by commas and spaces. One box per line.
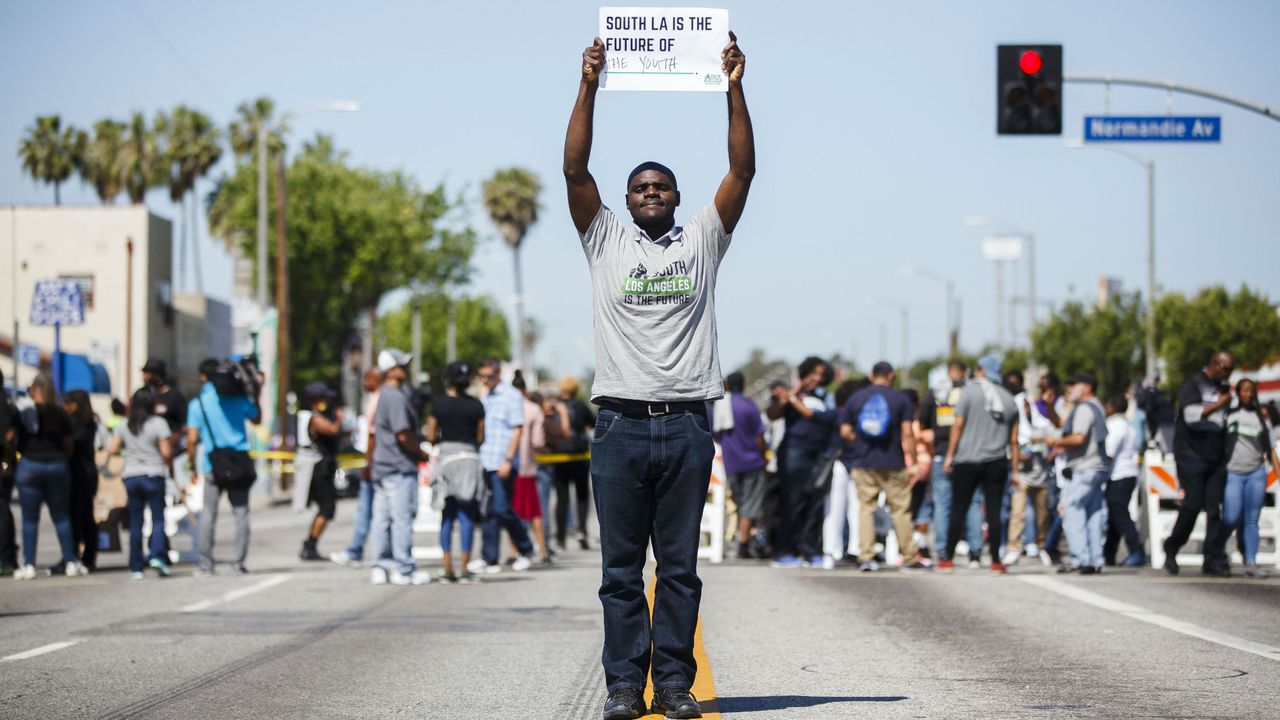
714, 350, 1280, 578
2, 348, 1276, 583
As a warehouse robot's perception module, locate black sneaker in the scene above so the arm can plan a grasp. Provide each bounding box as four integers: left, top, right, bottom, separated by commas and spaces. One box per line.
1202, 564, 1231, 578
651, 688, 702, 719
602, 687, 646, 720
736, 543, 752, 560
1162, 545, 1180, 576
300, 539, 322, 561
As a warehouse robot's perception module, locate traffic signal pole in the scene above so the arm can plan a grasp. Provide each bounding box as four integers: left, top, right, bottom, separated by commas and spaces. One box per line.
1065, 75, 1280, 123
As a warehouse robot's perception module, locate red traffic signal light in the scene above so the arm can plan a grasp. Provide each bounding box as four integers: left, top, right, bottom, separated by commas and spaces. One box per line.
1019, 50, 1042, 75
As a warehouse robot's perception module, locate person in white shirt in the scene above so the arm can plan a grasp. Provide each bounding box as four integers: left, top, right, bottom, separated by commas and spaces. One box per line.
1103, 395, 1145, 566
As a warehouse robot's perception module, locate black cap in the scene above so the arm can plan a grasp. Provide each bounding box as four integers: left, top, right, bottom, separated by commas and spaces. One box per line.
304, 382, 336, 403
1066, 372, 1098, 390
141, 358, 168, 377
871, 361, 894, 377
444, 361, 471, 386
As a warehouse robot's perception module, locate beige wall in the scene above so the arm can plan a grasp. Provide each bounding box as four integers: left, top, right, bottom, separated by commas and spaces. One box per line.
0, 205, 174, 399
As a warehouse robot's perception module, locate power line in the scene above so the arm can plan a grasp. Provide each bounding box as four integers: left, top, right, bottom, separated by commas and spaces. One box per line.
127, 0, 225, 107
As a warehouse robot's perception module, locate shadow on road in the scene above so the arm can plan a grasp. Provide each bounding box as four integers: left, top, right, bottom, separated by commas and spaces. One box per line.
711, 694, 909, 713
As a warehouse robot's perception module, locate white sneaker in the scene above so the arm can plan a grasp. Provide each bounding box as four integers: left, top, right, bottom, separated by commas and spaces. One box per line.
820, 555, 837, 571
511, 556, 532, 572
65, 562, 90, 578
370, 567, 389, 585
389, 569, 432, 586
467, 559, 501, 575
130, 571, 145, 581
955, 541, 971, 557
1025, 543, 1040, 558
967, 558, 981, 569
1002, 549, 1023, 566
14, 564, 37, 581
329, 551, 361, 568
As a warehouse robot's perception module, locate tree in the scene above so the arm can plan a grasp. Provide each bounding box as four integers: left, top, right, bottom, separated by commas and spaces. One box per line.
156, 106, 222, 292
381, 294, 512, 389
482, 167, 542, 371
1156, 285, 1280, 385
207, 134, 477, 390
1030, 292, 1145, 398
227, 96, 285, 163
18, 115, 80, 204
121, 112, 163, 204
75, 119, 127, 203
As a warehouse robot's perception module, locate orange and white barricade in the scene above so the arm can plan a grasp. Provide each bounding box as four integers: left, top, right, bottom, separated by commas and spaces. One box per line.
697, 447, 727, 564
1144, 454, 1280, 569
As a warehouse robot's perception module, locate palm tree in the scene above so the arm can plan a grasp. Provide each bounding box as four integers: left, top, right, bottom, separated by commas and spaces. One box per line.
18, 115, 80, 205
75, 119, 127, 204
156, 106, 223, 292
121, 112, 163, 204
228, 96, 284, 163
482, 167, 542, 371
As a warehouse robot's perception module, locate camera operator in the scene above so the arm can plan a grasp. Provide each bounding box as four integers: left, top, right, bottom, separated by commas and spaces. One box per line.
186, 357, 262, 577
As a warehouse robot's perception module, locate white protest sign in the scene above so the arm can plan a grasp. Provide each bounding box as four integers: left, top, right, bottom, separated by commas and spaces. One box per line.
598, 7, 729, 92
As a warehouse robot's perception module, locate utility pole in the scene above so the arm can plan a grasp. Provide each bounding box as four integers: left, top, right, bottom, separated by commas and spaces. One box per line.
1145, 160, 1156, 381
274, 151, 289, 440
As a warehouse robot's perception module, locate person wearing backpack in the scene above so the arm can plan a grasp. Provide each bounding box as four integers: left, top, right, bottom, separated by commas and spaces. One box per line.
940, 355, 1019, 574
1046, 373, 1109, 574
838, 362, 925, 571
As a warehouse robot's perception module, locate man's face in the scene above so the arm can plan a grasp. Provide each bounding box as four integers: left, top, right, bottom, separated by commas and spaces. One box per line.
477, 366, 500, 391
1207, 353, 1235, 381
142, 371, 158, 387
625, 170, 680, 228
387, 366, 408, 384
362, 371, 383, 393
1066, 383, 1086, 402
947, 366, 965, 384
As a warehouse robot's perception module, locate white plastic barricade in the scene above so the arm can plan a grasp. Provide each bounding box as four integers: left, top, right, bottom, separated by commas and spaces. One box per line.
412, 449, 443, 561
698, 448, 727, 563
1145, 456, 1280, 569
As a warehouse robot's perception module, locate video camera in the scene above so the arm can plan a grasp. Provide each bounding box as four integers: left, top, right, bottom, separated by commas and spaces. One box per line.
210, 331, 264, 400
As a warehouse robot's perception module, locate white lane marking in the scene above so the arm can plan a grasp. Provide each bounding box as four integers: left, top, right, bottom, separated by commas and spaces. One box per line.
2, 640, 82, 662
179, 574, 292, 613
1019, 575, 1280, 663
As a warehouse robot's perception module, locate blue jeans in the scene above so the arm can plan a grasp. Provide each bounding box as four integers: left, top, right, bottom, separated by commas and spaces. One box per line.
440, 497, 480, 555
124, 475, 167, 572
15, 458, 77, 567
1223, 467, 1268, 564
481, 469, 534, 564
930, 458, 982, 557
591, 408, 714, 694
369, 472, 418, 575
537, 465, 555, 551
1062, 469, 1108, 568
345, 478, 377, 560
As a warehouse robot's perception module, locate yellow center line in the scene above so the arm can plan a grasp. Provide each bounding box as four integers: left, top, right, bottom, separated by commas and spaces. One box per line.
644, 577, 720, 719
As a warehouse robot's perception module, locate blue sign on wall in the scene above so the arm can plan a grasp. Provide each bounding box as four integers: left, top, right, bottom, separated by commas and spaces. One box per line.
29, 279, 85, 327
1084, 116, 1221, 142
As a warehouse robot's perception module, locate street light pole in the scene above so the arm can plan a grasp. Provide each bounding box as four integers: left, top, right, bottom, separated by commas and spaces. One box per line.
256, 131, 268, 309
900, 266, 956, 356
966, 216, 1035, 347
1065, 140, 1158, 380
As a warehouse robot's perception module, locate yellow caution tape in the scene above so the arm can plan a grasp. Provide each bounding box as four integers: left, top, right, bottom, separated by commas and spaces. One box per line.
533, 452, 591, 464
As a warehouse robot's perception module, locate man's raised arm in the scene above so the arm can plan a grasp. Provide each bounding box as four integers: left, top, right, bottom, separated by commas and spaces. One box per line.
714, 30, 755, 234
564, 37, 605, 234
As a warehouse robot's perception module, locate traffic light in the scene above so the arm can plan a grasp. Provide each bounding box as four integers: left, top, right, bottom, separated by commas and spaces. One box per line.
997, 44, 1062, 135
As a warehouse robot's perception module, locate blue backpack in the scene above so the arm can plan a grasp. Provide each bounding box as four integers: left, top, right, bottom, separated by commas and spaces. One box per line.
857, 391, 892, 439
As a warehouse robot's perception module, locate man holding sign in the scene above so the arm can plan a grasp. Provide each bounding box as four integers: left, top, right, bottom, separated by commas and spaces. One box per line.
564, 18, 754, 720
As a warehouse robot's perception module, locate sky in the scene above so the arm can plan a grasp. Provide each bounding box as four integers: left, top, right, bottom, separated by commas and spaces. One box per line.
4, 0, 1279, 379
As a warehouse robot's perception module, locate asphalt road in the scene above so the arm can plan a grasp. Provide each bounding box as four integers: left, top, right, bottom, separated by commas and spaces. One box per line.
2, 496, 1278, 719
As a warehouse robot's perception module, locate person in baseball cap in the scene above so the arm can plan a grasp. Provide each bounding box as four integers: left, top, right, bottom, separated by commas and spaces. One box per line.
299, 382, 344, 562
377, 349, 412, 373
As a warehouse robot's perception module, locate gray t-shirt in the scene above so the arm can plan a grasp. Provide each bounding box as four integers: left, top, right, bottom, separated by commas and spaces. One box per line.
953, 379, 1018, 464
372, 383, 420, 478
1063, 399, 1108, 472
580, 203, 731, 402
115, 416, 171, 478
1227, 407, 1271, 474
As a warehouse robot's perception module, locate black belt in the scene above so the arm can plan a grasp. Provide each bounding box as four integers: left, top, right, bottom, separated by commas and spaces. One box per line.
595, 397, 706, 419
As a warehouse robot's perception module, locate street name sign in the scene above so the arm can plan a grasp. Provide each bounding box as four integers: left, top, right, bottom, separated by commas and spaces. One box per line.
1084, 115, 1221, 142
599, 7, 729, 92
30, 278, 85, 327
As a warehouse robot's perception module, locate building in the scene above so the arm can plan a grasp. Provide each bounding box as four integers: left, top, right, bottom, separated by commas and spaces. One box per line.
0, 204, 234, 409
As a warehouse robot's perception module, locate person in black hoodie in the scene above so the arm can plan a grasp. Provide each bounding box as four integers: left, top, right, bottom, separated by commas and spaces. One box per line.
63, 389, 100, 572
0, 367, 17, 575
1163, 350, 1235, 576
13, 374, 83, 580
767, 356, 837, 567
